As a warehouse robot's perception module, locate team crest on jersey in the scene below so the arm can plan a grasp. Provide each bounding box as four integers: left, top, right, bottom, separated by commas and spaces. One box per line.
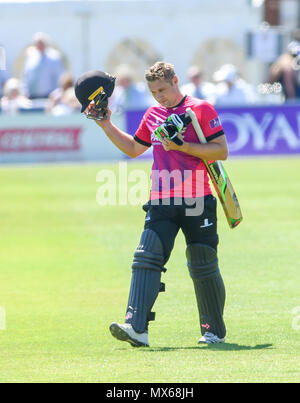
150, 116, 164, 144
151, 130, 161, 144
151, 129, 186, 145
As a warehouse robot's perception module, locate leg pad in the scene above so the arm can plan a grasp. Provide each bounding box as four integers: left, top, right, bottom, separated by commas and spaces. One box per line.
132, 229, 167, 272
186, 243, 219, 279
186, 243, 226, 339
125, 230, 166, 333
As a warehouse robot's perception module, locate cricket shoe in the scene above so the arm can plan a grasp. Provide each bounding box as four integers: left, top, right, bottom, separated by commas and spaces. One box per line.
109, 322, 149, 347
198, 332, 225, 344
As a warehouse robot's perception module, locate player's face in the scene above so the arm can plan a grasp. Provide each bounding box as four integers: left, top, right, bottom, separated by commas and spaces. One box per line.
148, 77, 182, 108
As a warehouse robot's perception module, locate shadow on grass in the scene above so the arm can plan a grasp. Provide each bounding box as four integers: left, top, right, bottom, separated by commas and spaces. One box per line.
141, 343, 273, 352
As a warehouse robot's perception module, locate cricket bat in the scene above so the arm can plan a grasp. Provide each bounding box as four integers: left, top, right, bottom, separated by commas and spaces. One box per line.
186, 107, 242, 229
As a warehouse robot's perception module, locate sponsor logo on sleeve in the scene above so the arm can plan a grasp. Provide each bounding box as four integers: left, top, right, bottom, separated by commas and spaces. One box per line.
209, 117, 221, 129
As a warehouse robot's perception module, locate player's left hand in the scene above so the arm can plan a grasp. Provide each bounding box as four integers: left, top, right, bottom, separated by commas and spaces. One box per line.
162, 133, 184, 151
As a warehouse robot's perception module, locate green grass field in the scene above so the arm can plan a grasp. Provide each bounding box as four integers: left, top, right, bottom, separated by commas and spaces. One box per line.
0, 157, 300, 383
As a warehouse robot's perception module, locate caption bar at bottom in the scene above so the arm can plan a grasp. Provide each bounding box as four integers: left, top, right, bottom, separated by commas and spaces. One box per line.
105, 387, 194, 400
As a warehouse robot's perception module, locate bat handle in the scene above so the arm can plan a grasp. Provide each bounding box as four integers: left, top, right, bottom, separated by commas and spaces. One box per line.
186, 107, 207, 144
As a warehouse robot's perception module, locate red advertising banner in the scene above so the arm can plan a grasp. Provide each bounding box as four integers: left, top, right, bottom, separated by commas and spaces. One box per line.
0, 127, 82, 152
0, 113, 124, 164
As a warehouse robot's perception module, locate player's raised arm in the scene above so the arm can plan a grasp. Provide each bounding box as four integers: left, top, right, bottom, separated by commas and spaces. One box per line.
74, 70, 149, 158
94, 110, 149, 158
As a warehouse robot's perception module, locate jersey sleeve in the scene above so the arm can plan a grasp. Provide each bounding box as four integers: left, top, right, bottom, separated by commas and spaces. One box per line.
195, 101, 224, 142
134, 109, 152, 147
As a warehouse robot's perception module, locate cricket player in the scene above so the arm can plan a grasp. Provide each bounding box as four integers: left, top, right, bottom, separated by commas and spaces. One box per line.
75, 63, 228, 347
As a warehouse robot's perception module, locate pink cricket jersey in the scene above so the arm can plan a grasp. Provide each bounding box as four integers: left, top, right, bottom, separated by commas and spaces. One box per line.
134, 96, 224, 200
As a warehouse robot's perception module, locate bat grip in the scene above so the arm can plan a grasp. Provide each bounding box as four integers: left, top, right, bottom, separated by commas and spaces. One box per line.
186, 107, 207, 144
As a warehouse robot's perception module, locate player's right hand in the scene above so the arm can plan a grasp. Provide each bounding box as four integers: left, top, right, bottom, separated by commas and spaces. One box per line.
95, 107, 112, 128
83, 100, 96, 117
84, 101, 112, 127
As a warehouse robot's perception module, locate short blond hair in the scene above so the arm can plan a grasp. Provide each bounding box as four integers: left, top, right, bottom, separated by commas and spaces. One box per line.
145, 61, 175, 84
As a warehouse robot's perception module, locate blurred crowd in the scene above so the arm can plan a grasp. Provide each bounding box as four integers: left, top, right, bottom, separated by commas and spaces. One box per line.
1, 32, 300, 116
0, 32, 81, 116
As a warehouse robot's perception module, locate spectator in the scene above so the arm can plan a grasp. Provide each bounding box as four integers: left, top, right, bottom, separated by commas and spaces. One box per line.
0, 70, 8, 99
0, 78, 32, 115
46, 72, 74, 113
22, 32, 65, 99
109, 64, 152, 112
50, 87, 81, 116
268, 40, 300, 101
180, 65, 216, 104
213, 64, 258, 106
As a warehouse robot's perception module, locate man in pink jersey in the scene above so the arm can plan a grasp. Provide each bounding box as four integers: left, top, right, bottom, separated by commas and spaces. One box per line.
76, 62, 228, 346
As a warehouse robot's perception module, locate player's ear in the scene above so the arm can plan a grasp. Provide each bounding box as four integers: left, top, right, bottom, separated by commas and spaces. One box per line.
173, 75, 179, 85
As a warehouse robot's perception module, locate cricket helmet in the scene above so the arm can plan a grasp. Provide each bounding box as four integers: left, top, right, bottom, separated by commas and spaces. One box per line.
75, 70, 116, 113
